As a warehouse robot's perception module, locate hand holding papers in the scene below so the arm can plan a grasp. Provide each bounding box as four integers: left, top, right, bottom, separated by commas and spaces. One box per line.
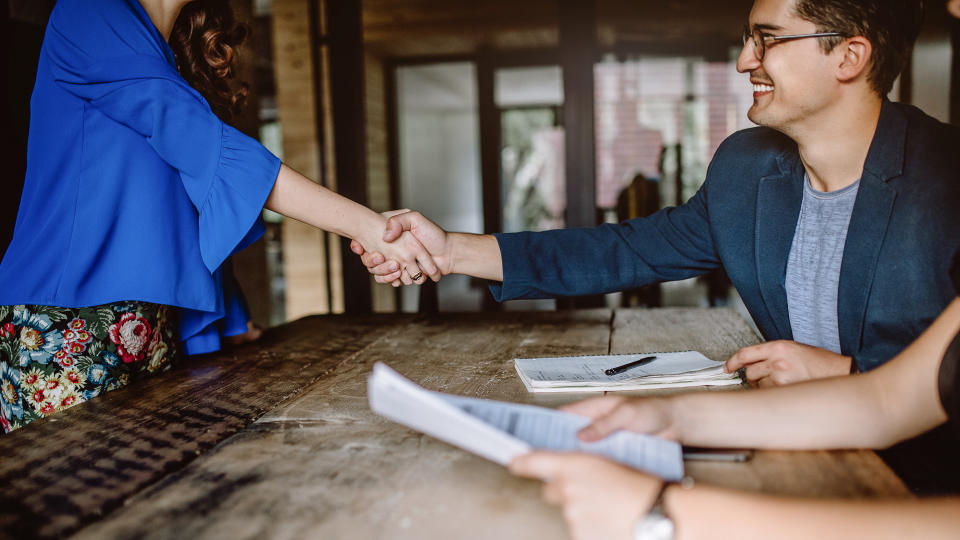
514, 351, 744, 392
368, 363, 685, 481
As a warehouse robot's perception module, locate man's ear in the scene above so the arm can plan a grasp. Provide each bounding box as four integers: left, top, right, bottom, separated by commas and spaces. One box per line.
836, 36, 872, 83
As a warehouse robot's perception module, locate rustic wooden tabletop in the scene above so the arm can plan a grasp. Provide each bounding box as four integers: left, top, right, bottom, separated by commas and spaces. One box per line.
0, 308, 911, 539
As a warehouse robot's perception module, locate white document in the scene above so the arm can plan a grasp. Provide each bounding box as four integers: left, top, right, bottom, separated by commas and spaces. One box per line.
368, 363, 684, 481
514, 351, 743, 393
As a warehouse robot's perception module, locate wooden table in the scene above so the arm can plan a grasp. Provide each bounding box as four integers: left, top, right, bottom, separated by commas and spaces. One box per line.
0, 308, 911, 539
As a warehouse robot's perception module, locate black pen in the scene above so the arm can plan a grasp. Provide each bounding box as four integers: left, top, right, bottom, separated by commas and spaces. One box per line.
604, 355, 657, 376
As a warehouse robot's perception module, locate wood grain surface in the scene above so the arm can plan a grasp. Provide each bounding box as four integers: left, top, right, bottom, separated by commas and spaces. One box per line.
10, 308, 907, 540
0, 314, 415, 539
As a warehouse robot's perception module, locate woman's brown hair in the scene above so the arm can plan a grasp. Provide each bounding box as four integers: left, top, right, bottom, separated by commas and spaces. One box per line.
169, 0, 249, 121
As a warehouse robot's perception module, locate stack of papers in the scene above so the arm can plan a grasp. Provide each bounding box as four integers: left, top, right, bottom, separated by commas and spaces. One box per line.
368, 363, 685, 481
514, 351, 743, 393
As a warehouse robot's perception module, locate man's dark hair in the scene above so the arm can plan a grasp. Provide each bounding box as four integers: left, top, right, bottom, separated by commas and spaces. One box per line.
793, 0, 924, 96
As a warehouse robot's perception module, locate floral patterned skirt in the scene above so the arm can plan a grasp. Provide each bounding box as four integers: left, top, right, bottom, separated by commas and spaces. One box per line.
0, 302, 179, 434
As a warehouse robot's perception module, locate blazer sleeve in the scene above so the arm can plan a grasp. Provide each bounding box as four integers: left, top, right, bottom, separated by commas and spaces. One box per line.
490, 181, 721, 301
42, 17, 281, 274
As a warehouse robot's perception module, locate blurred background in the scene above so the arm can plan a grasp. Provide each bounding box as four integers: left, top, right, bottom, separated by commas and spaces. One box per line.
4, 0, 959, 328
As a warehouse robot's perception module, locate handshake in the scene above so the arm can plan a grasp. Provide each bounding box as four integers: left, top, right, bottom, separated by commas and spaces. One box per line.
350, 210, 474, 287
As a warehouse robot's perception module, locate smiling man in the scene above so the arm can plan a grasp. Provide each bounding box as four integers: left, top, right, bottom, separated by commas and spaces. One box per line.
357, 0, 960, 388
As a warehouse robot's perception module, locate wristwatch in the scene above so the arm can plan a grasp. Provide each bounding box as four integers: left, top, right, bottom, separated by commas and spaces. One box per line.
633, 482, 675, 540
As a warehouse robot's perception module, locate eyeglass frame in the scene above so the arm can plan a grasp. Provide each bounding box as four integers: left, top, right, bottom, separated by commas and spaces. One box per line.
741, 25, 844, 62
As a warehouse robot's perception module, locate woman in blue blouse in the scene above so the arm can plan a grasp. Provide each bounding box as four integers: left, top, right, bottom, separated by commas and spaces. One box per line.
0, 0, 435, 434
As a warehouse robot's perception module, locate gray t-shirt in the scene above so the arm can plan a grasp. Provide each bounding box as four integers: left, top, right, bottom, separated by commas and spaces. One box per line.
785, 175, 861, 354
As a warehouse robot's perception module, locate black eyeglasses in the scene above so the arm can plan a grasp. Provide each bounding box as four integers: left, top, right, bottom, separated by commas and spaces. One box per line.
741, 25, 843, 62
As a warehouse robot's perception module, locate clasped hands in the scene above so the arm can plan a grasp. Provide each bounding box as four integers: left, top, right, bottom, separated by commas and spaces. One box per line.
351, 209, 451, 287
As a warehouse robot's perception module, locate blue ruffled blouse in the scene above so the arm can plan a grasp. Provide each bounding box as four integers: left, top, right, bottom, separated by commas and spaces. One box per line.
0, 0, 281, 354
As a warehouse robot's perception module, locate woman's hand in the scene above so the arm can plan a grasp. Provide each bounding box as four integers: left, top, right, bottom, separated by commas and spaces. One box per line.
510, 452, 662, 540
560, 396, 682, 443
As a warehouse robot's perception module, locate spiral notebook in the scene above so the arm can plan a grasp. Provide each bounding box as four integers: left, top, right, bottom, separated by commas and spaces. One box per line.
514, 351, 744, 393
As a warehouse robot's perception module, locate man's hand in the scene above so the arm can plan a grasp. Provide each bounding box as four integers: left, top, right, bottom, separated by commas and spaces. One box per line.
509, 452, 661, 540
350, 210, 452, 286
560, 396, 681, 443
725, 340, 853, 387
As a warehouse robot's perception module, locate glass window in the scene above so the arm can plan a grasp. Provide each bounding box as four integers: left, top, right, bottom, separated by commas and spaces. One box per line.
396, 62, 485, 311
496, 66, 565, 234
594, 55, 754, 218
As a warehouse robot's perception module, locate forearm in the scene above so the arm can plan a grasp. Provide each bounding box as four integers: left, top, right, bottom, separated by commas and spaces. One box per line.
448, 232, 503, 281
672, 299, 960, 449
670, 374, 889, 449
264, 164, 383, 242
670, 485, 960, 540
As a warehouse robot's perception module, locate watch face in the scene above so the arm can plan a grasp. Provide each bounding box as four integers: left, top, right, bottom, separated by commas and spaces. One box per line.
635, 514, 675, 540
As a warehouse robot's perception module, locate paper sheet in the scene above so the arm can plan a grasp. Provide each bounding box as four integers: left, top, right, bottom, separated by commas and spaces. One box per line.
368, 363, 684, 481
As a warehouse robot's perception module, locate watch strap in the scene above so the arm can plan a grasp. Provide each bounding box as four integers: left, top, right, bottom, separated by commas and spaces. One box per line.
647, 481, 672, 517
633, 481, 675, 540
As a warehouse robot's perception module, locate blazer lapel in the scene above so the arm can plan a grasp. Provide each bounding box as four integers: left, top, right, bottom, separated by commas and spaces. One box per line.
837, 101, 905, 355
755, 155, 804, 340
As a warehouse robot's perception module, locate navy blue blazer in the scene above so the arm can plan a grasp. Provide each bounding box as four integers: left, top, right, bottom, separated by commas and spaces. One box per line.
493, 100, 960, 371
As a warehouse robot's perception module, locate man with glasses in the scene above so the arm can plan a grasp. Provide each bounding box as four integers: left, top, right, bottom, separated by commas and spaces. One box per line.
356, 0, 959, 389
